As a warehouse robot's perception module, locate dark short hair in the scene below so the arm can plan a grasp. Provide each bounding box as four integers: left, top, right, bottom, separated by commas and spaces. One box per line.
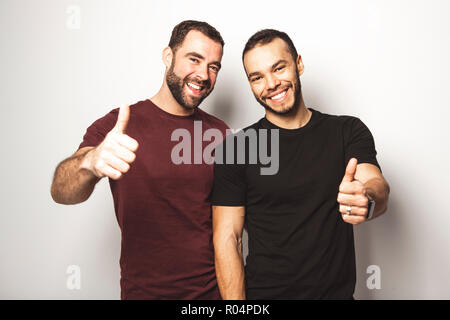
168, 20, 224, 52
242, 29, 298, 63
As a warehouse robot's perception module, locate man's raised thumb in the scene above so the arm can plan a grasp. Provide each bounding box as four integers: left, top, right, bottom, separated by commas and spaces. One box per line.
114, 105, 130, 133
342, 158, 358, 182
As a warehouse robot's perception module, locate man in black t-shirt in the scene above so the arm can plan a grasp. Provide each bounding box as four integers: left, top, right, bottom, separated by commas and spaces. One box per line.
211, 29, 390, 300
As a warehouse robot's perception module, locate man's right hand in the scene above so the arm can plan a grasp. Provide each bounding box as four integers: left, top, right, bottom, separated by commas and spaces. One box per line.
81, 105, 139, 180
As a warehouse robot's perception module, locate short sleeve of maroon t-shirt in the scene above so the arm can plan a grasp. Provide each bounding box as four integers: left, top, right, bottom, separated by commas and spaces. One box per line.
78, 109, 117, 149
79, 99, 228, 300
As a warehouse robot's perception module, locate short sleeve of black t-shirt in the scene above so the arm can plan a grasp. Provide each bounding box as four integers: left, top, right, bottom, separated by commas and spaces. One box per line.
342, 116, 381, 171
211, 136, 247, 206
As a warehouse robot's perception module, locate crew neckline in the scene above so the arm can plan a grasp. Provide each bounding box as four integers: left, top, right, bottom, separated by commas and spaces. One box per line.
260, 108, 318, 135
145, 99, 199, 120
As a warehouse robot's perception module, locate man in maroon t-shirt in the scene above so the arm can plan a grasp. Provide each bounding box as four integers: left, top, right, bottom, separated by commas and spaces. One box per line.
51, 20, 228, 299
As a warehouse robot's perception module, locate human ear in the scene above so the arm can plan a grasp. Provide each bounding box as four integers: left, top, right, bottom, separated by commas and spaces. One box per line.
162, 46, 173, 69
296, 54, 304, 76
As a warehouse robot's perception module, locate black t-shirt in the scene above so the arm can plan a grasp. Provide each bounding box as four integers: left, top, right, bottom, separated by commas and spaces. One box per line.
211, 108, 380, 299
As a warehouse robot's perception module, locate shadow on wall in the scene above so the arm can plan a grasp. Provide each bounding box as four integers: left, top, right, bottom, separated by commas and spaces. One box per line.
206, 72, 263, 130
354, 189, 420, 299
206, 79, 237, 128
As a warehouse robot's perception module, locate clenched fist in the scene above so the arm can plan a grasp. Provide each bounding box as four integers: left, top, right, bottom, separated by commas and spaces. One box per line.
337, 158, 369, 225
81, 105, 139, 180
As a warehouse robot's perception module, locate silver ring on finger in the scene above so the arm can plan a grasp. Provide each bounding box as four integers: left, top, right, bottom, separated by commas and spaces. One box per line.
346, 206, 352, 215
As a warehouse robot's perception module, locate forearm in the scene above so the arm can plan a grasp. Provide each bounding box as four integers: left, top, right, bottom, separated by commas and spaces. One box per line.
51, 148, 100, 204
364, 177, 390, 219
214, 236, 246, 300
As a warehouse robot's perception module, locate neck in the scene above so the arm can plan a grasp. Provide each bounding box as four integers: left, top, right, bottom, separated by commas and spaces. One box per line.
265, 93, 311, 129
150, 80, 195, 116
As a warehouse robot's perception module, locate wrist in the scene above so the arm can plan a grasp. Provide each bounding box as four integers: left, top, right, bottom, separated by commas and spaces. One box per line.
365, 192, 376, 220
79, 148, 101, 178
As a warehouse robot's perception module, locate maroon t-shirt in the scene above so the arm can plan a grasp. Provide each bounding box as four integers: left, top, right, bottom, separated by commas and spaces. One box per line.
78, 99, 228, 299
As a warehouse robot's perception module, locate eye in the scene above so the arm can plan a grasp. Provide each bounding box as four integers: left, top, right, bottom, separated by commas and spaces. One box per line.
209, 65, 219, 72
275, 66, 285, 72
190, 57, 199, 63
250, 76, 261, 82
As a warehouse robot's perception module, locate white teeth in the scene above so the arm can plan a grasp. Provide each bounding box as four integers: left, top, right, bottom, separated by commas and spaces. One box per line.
188, 83, 201, 90
270, 90, 286, 100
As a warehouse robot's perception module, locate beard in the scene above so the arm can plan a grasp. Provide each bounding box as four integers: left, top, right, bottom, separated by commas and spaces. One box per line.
165, 62, 212, 110
255, 74, 302, 116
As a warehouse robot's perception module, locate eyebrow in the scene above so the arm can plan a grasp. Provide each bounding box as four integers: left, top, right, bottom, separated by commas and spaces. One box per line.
272, 59, 288, 69
185, 52, 222, 70
247, 59, 289, 79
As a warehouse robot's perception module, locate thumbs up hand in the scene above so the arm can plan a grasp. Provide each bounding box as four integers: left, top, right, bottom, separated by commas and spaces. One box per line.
337, 158, 369, 225
81, 106, 139, 180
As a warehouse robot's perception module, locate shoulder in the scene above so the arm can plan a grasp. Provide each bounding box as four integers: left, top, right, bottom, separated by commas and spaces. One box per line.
88, 100, 145, 130
195, 108, 230, 134
196, 108, 229, 129
87, 108, 117, 132
224, 120, 262, 139
313, 108, 358, 123
216, 120, 262, 154
242, 120, 262, 132
312, 108, 368, 131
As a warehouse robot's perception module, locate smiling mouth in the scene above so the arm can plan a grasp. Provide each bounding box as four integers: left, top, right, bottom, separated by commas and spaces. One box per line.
266, 88, 289, 103
186, 82, 206, 96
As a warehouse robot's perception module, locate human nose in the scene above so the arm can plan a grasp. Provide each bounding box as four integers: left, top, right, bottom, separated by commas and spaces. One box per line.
195, 63, 209, 82
265, 73, 280, 90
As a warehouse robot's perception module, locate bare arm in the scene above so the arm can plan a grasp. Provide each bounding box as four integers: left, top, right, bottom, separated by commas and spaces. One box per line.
50, 105, 138, 205
51, 147, 100, 204
212, 205, 246, 300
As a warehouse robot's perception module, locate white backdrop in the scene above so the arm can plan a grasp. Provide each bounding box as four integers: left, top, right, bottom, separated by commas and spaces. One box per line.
1, 0, 449, 299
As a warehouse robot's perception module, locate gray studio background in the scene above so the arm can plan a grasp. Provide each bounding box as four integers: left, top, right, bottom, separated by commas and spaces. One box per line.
1, 0, 449, 299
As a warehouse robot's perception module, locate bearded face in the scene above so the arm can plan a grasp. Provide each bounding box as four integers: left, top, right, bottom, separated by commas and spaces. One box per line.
166, 59, 212, 110
244, 38, 303, 116
164, 30, 223, 110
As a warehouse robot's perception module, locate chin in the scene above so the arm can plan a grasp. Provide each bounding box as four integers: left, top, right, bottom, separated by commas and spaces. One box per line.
182, 96, 204, 110
272, 107, 295, 115
182, 104, 198, 110
262, 101, 296, 115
